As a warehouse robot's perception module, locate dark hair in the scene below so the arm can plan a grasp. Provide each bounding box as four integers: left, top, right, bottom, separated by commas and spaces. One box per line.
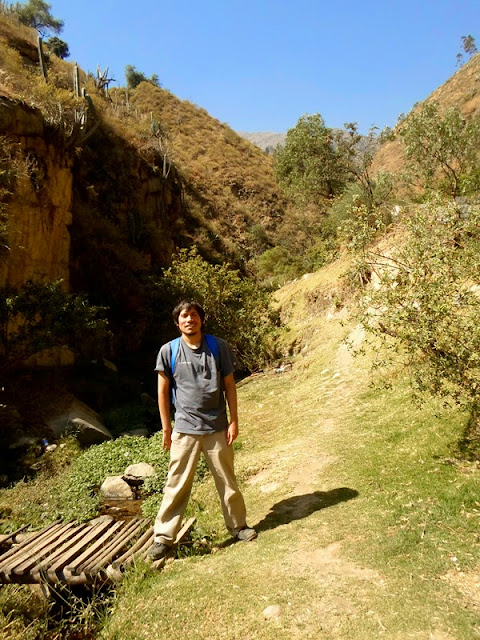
172, 300, 205, 329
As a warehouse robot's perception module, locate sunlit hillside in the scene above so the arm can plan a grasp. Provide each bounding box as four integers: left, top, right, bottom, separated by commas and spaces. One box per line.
373, 52, 480, 174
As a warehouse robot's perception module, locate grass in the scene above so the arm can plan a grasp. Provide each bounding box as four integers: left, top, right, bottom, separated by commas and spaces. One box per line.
98, 253, 480, 640
1, 253, 479, 638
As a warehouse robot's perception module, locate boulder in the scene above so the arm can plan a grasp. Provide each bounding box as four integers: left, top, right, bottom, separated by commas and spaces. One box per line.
47, 399, 112, 446
123, 463, 155, 486
100, 476, 134, 500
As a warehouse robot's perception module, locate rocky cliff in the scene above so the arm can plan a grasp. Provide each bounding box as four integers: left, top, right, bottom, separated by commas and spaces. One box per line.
0, 97, 73, 288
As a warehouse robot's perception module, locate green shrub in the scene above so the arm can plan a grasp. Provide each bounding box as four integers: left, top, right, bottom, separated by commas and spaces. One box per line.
52, 433, 171, 522
0, 280, 109, 379
151, 248, 279, 370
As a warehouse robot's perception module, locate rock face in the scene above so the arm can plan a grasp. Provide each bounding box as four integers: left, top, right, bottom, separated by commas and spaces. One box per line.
0, 98, 73, 289
0, 92, 184, 366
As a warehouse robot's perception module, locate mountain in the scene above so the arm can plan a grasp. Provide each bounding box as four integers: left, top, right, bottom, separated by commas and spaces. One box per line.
238, 131, 286, 153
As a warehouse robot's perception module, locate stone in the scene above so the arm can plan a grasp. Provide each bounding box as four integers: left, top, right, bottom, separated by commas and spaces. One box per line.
24, 346, 75, 368
119, 428, 149, 438
69, 418, 113, 447
123, 463, 155, 486
47, 398, 112, 446
100, 476, 134, 500
263, 605, 281, 620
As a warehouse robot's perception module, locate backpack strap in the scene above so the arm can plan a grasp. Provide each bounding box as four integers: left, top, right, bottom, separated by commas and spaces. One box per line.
170, 337, 181, 377
204, 334, 220, 363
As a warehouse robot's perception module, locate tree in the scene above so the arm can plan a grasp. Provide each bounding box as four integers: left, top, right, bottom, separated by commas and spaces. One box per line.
125, 65, 161, 90
46, 35, 69, 58
399, 102, 480, 198
150, 249, 278, 370
14, 0, 63, 36
462, 34, 477, 56
359, 201, 480, 450
274, 113, 347, 207
0, 280, 109, 380
333, 123, 390, 212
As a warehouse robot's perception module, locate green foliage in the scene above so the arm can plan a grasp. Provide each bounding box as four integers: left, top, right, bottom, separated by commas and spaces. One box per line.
156, 248, 278, 370
13, 0, 63, 35
333, 123, 394, 213
46, 35, 69, 58
399, 102, 480, 198
274, 113, 347, 207
125, 65, 160, 90
52, 433, 169, 522
255, 246, 301, 288
101, 402, 159, 437
0, 280, 109, 378
462, 34, 477, 56
359, 201, 480, 418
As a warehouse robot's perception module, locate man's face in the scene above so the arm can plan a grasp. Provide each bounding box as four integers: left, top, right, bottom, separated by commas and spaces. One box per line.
177, 307, 202, 336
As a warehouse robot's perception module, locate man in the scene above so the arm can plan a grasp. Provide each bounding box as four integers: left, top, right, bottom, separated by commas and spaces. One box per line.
148, 300, 257, 561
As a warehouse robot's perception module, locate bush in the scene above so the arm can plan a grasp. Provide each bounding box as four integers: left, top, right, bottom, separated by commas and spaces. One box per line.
359, 200, 480, 437
51, 433, 170, 522
152, 249, 279, 370
0, 280, 109, 379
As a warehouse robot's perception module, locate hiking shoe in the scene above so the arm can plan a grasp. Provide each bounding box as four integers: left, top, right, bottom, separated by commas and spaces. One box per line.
147, 541, 170, 561
236, 526, 257, 542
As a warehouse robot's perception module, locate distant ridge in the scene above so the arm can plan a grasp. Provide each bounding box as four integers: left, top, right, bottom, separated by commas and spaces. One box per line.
238, 131, 286, 152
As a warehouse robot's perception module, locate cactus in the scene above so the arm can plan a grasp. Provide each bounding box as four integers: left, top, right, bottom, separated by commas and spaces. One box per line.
73, 63, 80, 97
37, 36, 47, 82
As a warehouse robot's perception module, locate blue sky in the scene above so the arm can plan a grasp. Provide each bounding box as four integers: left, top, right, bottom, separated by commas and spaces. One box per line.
48, 0, 480, 134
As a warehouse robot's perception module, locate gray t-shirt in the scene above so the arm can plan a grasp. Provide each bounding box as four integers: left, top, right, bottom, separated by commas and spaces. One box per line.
155, 335, 236, 434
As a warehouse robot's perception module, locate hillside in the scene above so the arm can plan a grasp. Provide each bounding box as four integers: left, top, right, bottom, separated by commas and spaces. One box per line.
0, 10, 287, 360
373, 52, 480, 174
96, 256, 480, 638
128, 84, 286, 260
0, 11, 287, 273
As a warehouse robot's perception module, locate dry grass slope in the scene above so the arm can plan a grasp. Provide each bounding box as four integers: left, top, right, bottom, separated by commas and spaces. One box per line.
129, 83, 287, 259
373, 52, 480, 175
0, 13, 287, 265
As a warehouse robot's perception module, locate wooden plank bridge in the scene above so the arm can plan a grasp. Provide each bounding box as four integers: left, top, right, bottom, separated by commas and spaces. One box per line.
0, 517, 195, 586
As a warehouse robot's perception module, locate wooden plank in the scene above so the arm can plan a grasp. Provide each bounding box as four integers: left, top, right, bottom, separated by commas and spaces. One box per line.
110, 526, 153, 570
43, 520, 115, 583
65, 520, 125, 575
13, 523, 85, 576
105, 518, 196, 581
0, 521, 60, 567
29, 520, 111, 583
0, 524, 30, 547
85, 519, 149, 577
76, 521, 134, 575
0, 522, 72, 582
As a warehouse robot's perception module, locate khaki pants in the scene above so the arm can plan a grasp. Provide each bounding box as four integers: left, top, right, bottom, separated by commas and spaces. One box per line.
154, 430, 247, 545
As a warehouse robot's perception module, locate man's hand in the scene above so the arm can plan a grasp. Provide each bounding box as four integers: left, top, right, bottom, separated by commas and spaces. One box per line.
226, 421, 238, 446
163, 428, 172, 451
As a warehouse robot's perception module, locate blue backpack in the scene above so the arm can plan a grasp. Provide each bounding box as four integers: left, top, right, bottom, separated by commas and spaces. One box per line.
169, 334, 220, 404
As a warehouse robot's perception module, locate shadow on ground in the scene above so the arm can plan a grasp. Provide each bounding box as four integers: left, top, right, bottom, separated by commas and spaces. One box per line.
254, 487, 359, 533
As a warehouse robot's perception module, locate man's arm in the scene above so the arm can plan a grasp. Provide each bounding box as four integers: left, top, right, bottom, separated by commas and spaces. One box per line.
157, 372, 172, 450
224, 373, 238, 446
